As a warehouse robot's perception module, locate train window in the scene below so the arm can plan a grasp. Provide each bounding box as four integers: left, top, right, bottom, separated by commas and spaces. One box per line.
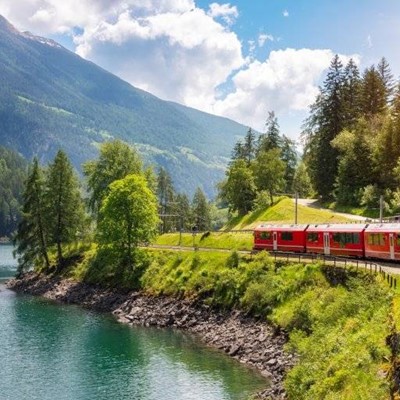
307, 232, 319, 242
368, 233, 385, 246
397, 234, 400, 246
260, 232, 272, 240
282, 232, 293, 241
332, 232, 360, 245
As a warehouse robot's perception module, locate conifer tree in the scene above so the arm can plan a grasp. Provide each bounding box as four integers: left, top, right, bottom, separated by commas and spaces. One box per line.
14, 158, 49, 273
377, 57, 395, 104
342, 58, 362, 127
156, 167, 176, 233
361, 66, 387, 116
280, 135, 297, 193
258, 111, 282, 152
243, 128, 257, 165
45, 150, 86, 265
176, 193, 192, 231
191, 188, 211, 231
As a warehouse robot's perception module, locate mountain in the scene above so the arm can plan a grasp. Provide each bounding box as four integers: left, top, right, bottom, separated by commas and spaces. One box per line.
0, 15, 248, 197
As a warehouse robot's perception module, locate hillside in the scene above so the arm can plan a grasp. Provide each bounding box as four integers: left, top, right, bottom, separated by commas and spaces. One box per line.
0, 15, 248, 196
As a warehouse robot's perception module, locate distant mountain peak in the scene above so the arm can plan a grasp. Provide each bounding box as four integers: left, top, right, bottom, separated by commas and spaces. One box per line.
22, 31, 63, 49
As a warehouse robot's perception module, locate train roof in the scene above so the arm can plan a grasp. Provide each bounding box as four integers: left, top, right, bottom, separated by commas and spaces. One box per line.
365, 223, 400, 232
254, 224, 309, 232
306, 223, 367, 233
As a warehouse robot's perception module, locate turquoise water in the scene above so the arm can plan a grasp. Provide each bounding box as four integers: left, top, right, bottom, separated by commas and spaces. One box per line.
0, 245, 266, 400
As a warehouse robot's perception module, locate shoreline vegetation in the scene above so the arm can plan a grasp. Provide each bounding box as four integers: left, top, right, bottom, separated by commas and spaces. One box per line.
8, 247, 400, 400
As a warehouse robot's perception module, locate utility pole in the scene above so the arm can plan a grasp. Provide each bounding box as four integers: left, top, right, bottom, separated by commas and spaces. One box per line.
295, 191, 298, 225
379, 195, 384, 223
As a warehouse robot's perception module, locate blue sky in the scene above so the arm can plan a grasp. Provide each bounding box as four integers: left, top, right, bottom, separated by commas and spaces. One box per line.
1, 1, 399, 142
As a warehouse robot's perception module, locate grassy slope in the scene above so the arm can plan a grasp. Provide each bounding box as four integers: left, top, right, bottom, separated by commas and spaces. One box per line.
226, 198, 351, 230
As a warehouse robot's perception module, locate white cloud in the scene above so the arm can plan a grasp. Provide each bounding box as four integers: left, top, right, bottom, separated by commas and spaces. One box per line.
283, 9, 289, 17
212, 49, 355, 132
207, 2, 238, 25
258, 33, 274, 47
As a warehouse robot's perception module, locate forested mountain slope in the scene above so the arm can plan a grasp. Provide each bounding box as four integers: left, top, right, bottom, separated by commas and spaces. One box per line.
0, 15, 247, 196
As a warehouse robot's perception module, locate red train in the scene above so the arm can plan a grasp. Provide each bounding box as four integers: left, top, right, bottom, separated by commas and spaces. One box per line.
253, 223, 400, 261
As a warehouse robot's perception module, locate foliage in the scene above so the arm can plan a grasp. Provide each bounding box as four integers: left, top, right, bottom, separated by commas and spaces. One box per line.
45, 150, 87, 264
191, 187, 211, 231
13, 158, 49, 273
0, 146, 27, 238
83, 140, 142, 215
97, 174, 159, 268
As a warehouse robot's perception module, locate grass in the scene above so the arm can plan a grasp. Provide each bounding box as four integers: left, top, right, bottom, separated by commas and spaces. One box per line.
225, 198, 352, 230
154, 231, 253, 251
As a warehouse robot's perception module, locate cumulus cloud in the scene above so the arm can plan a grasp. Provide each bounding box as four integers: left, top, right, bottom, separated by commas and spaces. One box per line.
207, 2, 238, 25
213, 49, 354, 132
283, 9, 289, 17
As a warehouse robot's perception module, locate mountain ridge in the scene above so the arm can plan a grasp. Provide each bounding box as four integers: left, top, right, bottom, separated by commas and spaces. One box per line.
0, 15, 248, 196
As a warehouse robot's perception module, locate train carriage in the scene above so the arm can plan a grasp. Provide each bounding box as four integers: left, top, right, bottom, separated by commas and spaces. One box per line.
253, 224, 308, 252
364, 224, 400, 261
305, 224, 367, 258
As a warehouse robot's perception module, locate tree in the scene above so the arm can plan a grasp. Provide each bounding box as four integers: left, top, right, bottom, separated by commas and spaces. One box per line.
243, 128, 257, 165
303, 55, 346, 200
14, 158, 49, 273
258, 111, 282, 152
220, 159, 256, 215
156, 167, 176, 233
377, 57, 395, 104
97, 174, 159, 267
342, 58, 362, 127
280, 135, 297, 193
292, 162, 313, 198
331, 123, 374, 205
84, 140, 142, 215
45, 150, 86, 265
191, 188, 211, 231
252, 149, 285, 204
361, 66, 387, 117
176, 193, 192, 231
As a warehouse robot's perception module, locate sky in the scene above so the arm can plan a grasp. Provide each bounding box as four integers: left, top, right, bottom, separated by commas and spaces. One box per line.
1, 0, 400, 143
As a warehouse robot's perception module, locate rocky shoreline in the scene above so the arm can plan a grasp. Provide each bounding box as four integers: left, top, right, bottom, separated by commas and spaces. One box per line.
7, 273, 296, 399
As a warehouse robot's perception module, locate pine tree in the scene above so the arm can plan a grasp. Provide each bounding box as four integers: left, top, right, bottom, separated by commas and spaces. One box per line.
280, 135, 297, 193
361, 66, 387, 116
342, 58, 362, 127
156, 167, 176, 233
258, 111, 282, 152
303, 55, 346, 200
377, 57, 395, 104
191, 188, 211, 231
45, 150, 86, 266
14, 158, 49, 273
243, 128, 257, 165
176, 193, 192, 231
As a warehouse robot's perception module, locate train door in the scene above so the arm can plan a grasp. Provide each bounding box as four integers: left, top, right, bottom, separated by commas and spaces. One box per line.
389, 233, 395, 260
273, 231, 278, 251
323, 232, 330, 255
